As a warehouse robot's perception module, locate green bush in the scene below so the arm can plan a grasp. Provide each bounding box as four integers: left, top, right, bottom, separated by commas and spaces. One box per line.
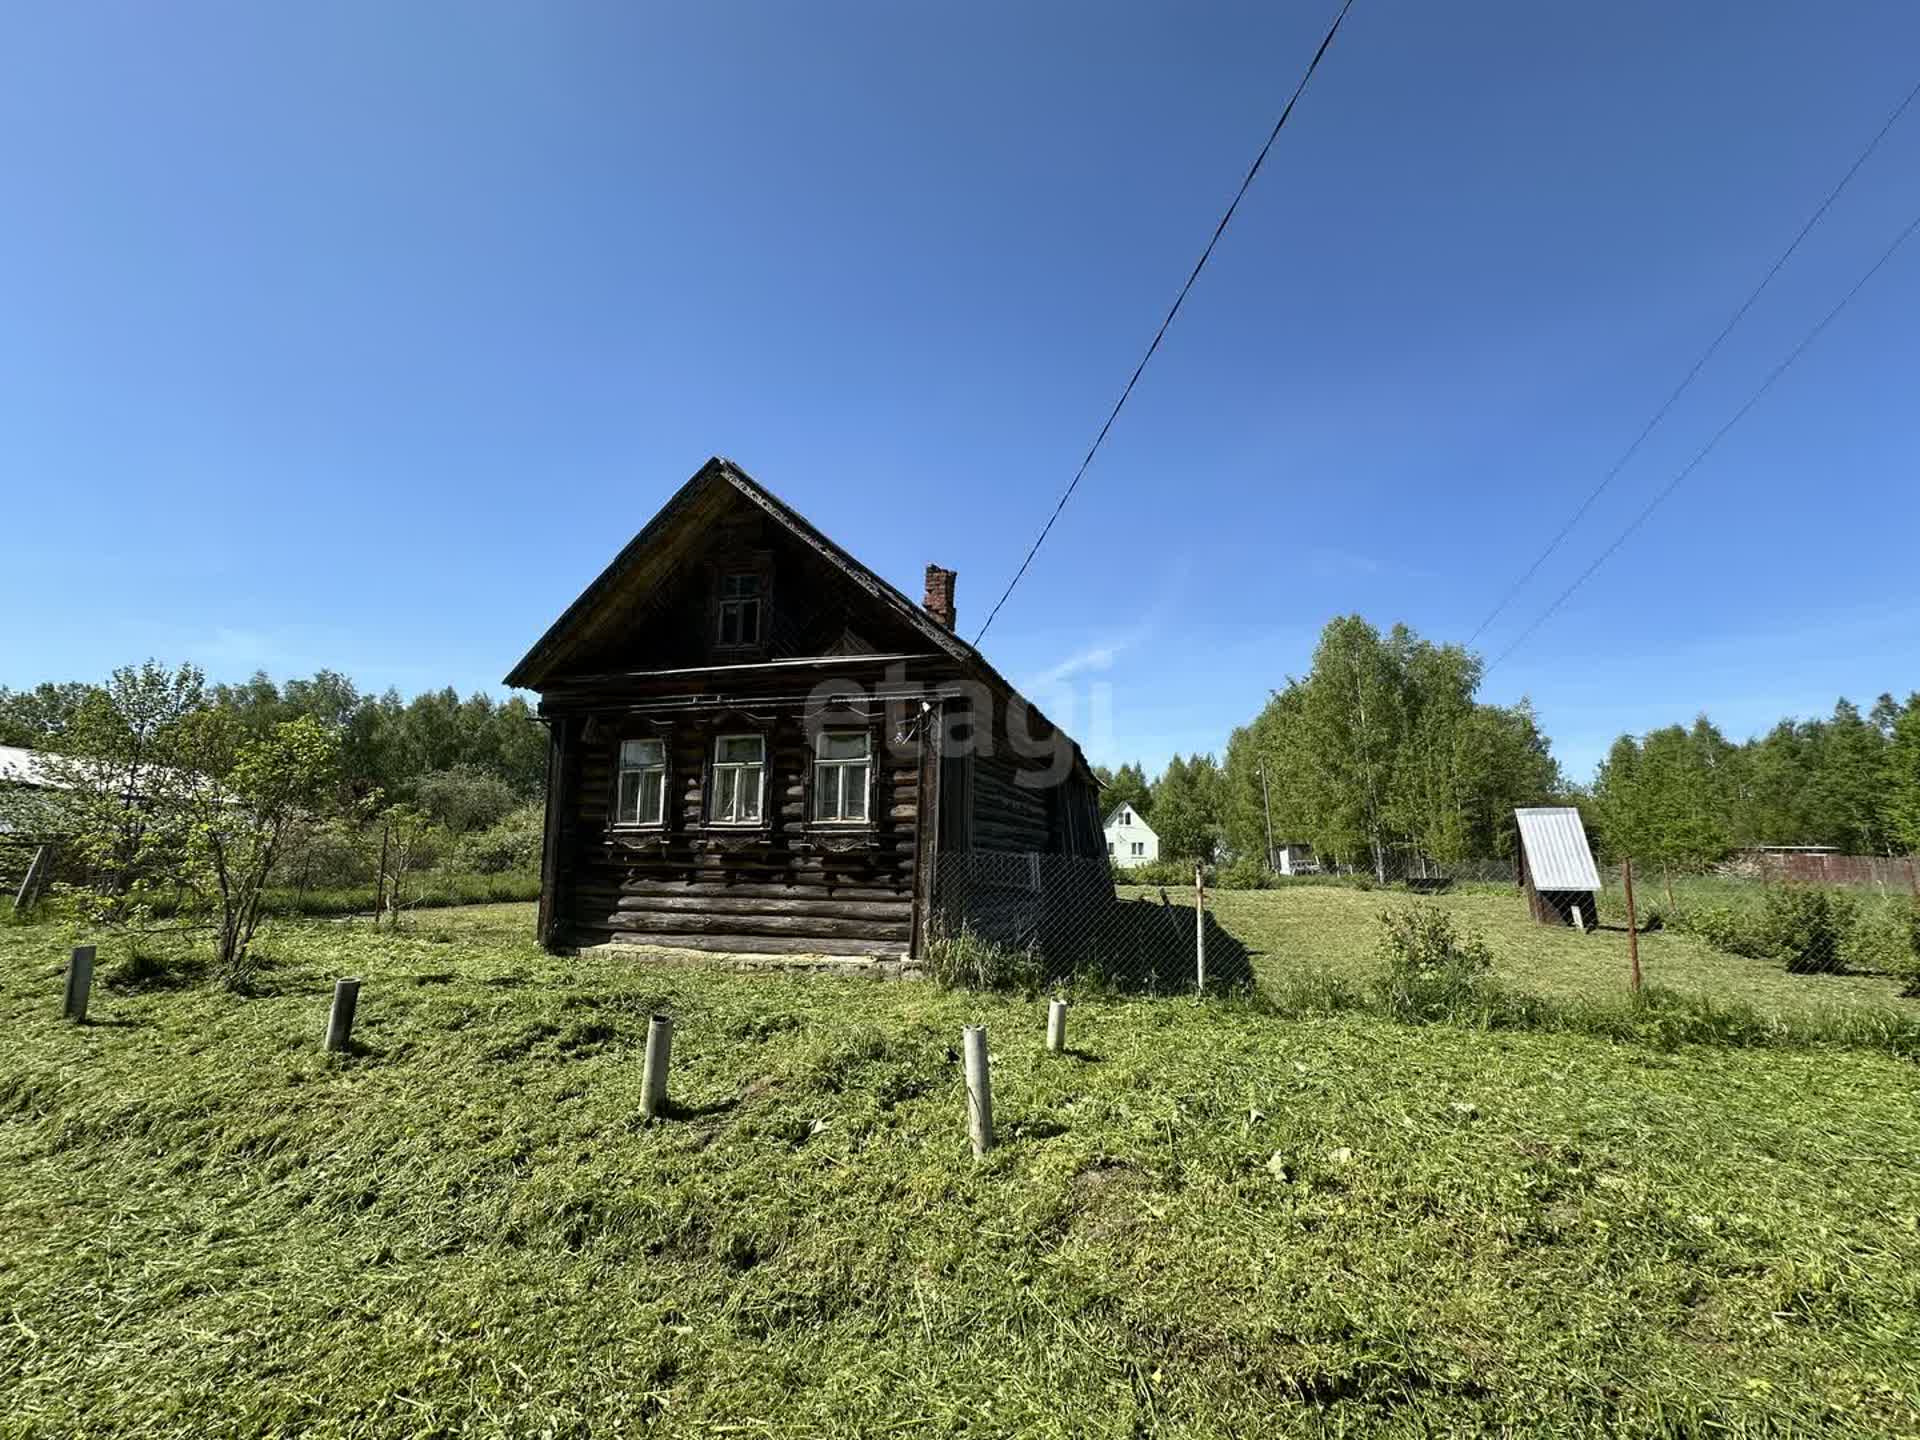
450, 804, 544, 875
411, 764, 522, 833
1839, 898, 1917, 978
1214, 856, 1277, 890
1373, 903, 1494, 1023
1114, 858, 1201, 889
925, 921, 1039, 993
1759, 885, 1857, 975
1668, 903, 1769, 958
1898, 901, 1920, 998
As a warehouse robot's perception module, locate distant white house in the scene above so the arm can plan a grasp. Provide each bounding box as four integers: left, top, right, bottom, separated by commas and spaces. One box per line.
1104, 804, 1159, 868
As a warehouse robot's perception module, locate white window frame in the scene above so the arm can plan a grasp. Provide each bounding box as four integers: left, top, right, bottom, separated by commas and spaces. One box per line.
811, 729, 872, 825
708, 733, 766, 825
614, 737, 667, 828
1131, 841, 1145, 857
717, 573, 762, 647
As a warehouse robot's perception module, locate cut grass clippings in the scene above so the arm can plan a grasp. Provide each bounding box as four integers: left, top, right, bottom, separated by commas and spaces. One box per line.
2, 903, 1918, 1436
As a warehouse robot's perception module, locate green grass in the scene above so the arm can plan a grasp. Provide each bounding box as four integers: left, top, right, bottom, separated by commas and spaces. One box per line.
1136, 883, 1920, 1019
4, 904, 1920, 1435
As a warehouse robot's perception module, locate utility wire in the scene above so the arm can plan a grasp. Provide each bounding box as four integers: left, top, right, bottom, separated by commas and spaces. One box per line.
1467, 74, 1920, 649
1486, 203, 1920, 676
971, 0, 1359, 648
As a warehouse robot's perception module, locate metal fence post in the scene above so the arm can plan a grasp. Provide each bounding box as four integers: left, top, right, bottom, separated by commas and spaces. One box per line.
641, 1013, 673, 1121
1194, 865, 1207, 993
1624, 858, 1641, 994
962, 1025, 993, 1157
63, 946, 95, 1023
1046, 999, 1068, 1053
324, 978, 361, 1052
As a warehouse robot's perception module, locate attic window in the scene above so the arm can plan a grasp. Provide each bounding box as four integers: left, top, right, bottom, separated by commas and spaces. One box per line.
718, 573, 762, 647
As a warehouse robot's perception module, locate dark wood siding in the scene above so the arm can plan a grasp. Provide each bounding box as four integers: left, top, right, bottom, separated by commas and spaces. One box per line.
558, 692, 927, 956
521, 463, 1113, 963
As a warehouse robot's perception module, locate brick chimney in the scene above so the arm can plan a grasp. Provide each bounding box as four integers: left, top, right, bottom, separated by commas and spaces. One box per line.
923, 564, 957, 631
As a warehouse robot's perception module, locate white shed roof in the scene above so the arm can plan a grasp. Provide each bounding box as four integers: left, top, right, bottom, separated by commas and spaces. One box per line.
1515, 807, 1601, 891
0, 745, 61, 790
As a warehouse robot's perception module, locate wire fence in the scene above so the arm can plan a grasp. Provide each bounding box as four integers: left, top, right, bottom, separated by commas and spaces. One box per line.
930, 852, 1248, 994
935, 845, 1920, 997
1596, 855, 1920, 980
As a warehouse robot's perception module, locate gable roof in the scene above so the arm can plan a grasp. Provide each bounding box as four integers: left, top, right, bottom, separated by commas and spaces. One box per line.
504, 457, 1091, 775
1515, 807, 1602, 891
1103, 804, 1156, 835
506, 457, 975, 689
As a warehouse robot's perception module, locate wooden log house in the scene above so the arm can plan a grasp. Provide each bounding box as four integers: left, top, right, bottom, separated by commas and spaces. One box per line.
505, 457, 1111, 962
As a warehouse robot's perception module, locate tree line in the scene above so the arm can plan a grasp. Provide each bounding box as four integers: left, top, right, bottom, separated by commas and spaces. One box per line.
1, 662, 551, 983
1592, 696, 1920, 870
1, 666, 546, 822
1096, 615, 1565, 874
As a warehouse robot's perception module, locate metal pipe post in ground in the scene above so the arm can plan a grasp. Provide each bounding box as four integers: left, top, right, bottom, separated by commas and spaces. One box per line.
1195, 865, 1207, 993
63, 946, 95, 1023
324, 977, 362, 1052
1624, 859, 1641, 993
962, 1025, 993, 1157
1046, 999, 1068, 1054
641, 1013, 673, 1120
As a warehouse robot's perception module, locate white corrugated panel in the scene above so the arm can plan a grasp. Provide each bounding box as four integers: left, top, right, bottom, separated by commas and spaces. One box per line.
0, 745, 57, 790
1515, 807, 1601, 891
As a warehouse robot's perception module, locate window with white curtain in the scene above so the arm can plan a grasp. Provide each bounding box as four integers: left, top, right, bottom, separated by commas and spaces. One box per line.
710, 734, 765, 824
615, 738, 666, 826
811, 731, 871, 823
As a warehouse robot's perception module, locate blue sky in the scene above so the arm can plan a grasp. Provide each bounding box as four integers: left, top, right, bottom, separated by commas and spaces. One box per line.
4, 2, 1917, 783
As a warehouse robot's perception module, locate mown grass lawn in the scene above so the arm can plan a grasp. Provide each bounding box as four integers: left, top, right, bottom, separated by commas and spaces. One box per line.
3, 903, 1919, 1437
1133, 883, 1920, 1017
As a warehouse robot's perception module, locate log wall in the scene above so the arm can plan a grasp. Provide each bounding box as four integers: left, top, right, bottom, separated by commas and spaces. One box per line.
563, 711, 922, 956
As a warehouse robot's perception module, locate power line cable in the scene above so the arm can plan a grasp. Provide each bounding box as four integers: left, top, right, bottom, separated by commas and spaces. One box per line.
1485, 203, 1920, 676
971, 0, 1359, 648
1466, 74, 1920, 649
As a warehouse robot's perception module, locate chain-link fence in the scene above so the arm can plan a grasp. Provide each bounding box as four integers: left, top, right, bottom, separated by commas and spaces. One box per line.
930, 851, 1248, 993
1598, 855, 1920, 979
934, 844, 1920, 999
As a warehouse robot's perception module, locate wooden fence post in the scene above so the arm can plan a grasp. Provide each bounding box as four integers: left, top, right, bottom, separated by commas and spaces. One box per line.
1046, 999, 1068, 1054
63, 946, 95, 1023
324, 978, 362, 1052
1194, 865, 1207, 993
962, 1025, 993, 1157
1624, 859, 1641, 994
641, 1014, 673, 1121
15, 844, 53, 914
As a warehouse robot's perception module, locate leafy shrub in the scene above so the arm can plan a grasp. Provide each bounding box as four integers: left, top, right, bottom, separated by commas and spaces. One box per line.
411, 764, 522, 834
1898, 901, 1920, 998
1759, 885, 1857, 974
276, 819, 373, 890
1668, 903, 1769, 958
1115, 858, 1202, 889
1840, 898, 1917, 978
1214, 856, 1277, 890
450, 804, 544, 875
925, 921, 1039, 993
1373, 903, 1494, 1022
